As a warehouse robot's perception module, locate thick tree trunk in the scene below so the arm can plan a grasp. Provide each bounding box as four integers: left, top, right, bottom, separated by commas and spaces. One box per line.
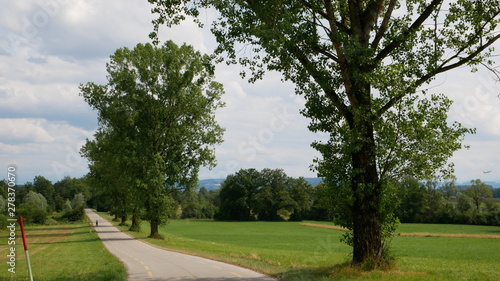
129, 208, 141, 232
350, 116, 383, 266
119, 215, 127, 226
149, 218, 160, 239
352, 190, 382, 265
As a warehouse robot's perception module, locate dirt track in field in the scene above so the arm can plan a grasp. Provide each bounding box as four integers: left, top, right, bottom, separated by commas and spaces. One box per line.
299, 223, 500, 239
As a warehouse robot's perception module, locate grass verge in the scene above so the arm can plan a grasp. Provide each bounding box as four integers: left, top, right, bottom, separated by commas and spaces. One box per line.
0, 218, 126, 281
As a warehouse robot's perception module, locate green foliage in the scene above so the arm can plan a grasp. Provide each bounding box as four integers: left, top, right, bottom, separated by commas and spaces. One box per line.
0, 214, 8, 229
216, 168, 313, 221
53, 177, 91, 207
457, 192, 473, 213
484, 200, 499, 212
0, 195, 6, 214
24, 190, 48, 211
465, 179, 494, 212
61, 205, 86, 222
0, 180, 8, 199
442, 179, 459, 200
80, 41, 225, 238
396, 177, 427, 222
178, 187, 219, 219
17, 203, 47, 224
33, 175, 55, 208
71, 192, 86, 208
308, 182, 335, 221
394, 178, 500, 226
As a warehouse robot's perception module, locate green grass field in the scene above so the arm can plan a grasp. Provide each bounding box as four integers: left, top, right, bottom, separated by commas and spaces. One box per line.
100, 213, 500, 281
0, 220, 126, 281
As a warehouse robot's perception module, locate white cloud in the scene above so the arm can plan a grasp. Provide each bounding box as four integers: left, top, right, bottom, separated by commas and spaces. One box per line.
0, 118, 55, 143
1, 0, 499, 185
0, 118, 93, 183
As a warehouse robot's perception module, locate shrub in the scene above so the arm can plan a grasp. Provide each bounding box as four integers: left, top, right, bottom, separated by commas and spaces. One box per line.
31, 208, 48, 224
0, 214, 8, 229
16, 202, 47, 224
61, 205, 85, 221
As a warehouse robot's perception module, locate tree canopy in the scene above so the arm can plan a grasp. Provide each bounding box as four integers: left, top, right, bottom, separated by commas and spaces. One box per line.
216, 168, 313, 221
149, 0, 500, 266
80, 41, 225, 238
465, 179, 494, 212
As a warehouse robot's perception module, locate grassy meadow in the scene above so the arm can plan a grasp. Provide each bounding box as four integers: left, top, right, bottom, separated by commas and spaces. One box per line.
0, 219, 126, 281
100, 212, 500, 281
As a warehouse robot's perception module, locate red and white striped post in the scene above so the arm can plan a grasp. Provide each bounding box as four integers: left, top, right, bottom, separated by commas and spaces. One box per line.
18, 217, 34, 281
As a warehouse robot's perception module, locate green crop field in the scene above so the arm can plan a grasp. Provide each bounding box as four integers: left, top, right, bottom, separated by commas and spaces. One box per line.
100, 213, 500, 281
0, 220, 126, 281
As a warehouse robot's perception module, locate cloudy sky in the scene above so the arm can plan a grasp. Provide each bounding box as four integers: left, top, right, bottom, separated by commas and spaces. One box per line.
1, 0, 499, 185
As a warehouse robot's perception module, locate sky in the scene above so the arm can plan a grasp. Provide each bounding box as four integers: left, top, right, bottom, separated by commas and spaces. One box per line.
1, 0, 499, 185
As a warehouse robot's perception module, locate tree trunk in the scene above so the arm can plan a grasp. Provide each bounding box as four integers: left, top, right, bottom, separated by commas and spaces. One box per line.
350, 116, 383, 266
129, 208, 141, 232
119, 215, 127, 226
149, 218, 160, 239
352, 190, 382, 266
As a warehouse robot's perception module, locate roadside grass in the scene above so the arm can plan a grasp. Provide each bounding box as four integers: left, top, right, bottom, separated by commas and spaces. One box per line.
99, 213, 500, 280
0, 219, 126, 281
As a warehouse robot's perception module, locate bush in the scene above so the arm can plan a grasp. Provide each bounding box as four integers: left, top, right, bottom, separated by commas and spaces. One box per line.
16, 203, 47, 224
60, 205, 85, 222
31, 208, 48, 224
0, 214, 8, 229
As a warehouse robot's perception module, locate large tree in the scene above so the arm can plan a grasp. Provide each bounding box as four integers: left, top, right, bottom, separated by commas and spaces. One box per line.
81, 128, 135, 226
149, 0, 500, 265
33, 175, 54, 207
81, 41, 225, 238
465, 179, 493, 212
217, 168, 313, 221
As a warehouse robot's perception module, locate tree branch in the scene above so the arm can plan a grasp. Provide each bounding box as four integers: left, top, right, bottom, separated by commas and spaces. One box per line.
374, 0, 443, 63
360, 0, 386, 45
323, 0, 354, 104
377, 33, 500, 117
436, 34, 500, 74
301, 0, 350, 34
289, 43, 350, 119
311, 44, 340, 63
371, 0, 397, 49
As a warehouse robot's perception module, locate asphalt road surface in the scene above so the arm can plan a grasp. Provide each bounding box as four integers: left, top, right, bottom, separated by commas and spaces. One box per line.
85, 209, 276, 281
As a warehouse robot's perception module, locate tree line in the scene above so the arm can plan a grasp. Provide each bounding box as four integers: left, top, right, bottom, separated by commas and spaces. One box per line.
1, 171, 498, 231
0, 176, 90, 227
395, 178, 499, 226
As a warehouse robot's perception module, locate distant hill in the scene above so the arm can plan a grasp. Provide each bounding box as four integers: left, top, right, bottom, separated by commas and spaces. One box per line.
198, 177, 324, 191
199, 179, 500, 191
457, 181, 500, 189
198, 179, 225, 190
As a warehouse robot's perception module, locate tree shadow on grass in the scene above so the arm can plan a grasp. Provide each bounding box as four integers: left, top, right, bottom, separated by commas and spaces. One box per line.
31, 237, 102, 245
31, 235, 138, 245
26, 225, 89, 231
48, 269, 127, 281
27, 231, 89, 238
278, 262, 374, 281
278, 265, 338, 281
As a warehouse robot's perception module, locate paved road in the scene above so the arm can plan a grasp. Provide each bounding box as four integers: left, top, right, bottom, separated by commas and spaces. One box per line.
85, 209, 276, 281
